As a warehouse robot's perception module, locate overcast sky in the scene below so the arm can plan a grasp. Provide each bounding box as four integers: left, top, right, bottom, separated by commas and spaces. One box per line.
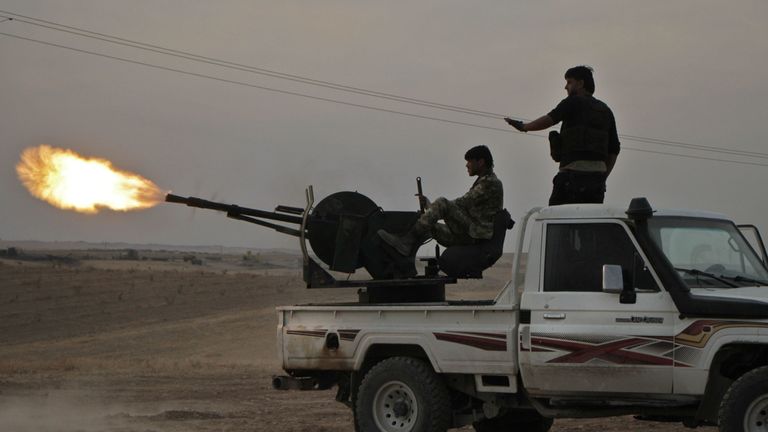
1, 0, 767, 252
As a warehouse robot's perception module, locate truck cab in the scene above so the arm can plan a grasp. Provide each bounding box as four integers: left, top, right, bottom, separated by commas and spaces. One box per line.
517, 199, 768, 425
275, 198, 768, 432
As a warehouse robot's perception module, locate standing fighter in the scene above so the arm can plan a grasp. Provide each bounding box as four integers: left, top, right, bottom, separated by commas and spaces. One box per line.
505, 66, 620, 205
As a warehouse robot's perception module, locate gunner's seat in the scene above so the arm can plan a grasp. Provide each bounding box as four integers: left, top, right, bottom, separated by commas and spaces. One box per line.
438, 209, 514, 278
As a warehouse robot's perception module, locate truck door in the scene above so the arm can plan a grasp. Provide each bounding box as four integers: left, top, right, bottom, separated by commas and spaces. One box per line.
520, 221, 677, 396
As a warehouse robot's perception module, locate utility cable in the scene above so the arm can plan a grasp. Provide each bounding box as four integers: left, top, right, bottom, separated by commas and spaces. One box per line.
0, 31, 515, 133
2, 30, 768, 169
0, 10, 503, 120
3, 9, 767, 161
624, 148, 768, 168
618, 134, 768, 159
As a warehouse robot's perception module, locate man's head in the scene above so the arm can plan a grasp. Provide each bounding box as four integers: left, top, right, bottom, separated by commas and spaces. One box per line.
564, 65, 595, 96
464, 145, 493, 176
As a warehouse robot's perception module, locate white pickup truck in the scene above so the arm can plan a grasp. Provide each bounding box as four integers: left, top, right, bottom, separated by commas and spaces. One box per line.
274, 198, 768, 432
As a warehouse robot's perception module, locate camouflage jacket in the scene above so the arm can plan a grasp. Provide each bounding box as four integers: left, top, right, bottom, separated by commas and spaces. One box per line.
453, 171, 504, 239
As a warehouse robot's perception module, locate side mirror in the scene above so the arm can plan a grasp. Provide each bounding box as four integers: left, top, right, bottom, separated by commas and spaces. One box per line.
602, 264, 624, 293
602, 264, 637, 304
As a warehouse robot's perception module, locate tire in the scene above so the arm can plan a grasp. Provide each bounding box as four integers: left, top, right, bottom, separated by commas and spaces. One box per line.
356, 357, 450, 432
718, 365, 768, 432
473, 410, 553, 432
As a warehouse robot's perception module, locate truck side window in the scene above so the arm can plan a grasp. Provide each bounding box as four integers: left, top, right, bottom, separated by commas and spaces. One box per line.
544, 223, 659, 293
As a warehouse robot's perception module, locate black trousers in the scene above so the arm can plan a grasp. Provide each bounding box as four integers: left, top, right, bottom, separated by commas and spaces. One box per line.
549, 171, 607, 206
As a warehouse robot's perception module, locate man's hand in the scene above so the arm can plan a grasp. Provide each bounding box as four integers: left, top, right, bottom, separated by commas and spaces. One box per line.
504, 117, 526, 132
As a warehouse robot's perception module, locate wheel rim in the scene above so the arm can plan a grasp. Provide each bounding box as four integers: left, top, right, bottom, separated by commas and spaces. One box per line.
744, 394, 768, 431
372, 380, 419, 432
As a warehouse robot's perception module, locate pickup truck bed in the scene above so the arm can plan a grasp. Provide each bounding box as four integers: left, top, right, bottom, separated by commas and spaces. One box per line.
278, 301, 519, 383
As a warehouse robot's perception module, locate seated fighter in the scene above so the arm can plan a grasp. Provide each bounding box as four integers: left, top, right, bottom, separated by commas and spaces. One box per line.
378, 145, 503, 256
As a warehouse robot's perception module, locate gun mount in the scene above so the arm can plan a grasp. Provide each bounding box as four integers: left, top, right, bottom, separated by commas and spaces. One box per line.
166, 187, 458, 303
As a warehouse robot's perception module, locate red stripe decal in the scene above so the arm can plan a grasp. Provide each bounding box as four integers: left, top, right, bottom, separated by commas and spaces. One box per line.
452, 331, 507, 340
287, 330, 327, 338
434, 333, 507, 351
533, 337, 677, 366
338, 329, 360, 341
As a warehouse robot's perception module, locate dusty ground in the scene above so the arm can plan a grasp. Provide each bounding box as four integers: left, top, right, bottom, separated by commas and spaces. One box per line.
0, 247, 715, 431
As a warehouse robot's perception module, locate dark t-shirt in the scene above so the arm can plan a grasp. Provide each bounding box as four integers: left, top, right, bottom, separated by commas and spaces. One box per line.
548, 95, 621, 157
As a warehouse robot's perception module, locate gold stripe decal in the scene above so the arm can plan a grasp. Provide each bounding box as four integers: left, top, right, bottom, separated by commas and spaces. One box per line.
676, 320, 768, 348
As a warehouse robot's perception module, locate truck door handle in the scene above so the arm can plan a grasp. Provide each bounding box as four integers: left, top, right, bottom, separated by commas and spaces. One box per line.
543, 313, 566, 320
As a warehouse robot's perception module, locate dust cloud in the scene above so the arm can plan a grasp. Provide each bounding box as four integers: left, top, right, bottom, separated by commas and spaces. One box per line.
0, 390, 120, 432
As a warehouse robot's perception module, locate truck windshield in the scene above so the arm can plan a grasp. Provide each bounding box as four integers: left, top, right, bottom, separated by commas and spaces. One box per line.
647, 217, 768, 289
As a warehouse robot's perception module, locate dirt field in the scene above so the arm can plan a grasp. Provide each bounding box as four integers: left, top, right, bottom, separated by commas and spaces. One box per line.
0, 247, 715, 431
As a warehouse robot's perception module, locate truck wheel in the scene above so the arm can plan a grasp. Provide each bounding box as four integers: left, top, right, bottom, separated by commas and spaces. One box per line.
356, 357, 450, 432
473, 410, 553, 432
718, 365, 768, 432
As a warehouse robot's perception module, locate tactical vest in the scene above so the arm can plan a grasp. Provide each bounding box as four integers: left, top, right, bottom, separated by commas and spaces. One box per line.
558, 97, 612, 165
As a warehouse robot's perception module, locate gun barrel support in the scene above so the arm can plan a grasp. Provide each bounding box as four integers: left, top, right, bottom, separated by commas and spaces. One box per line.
165, 193, 303, 225
226, 213, 303, 237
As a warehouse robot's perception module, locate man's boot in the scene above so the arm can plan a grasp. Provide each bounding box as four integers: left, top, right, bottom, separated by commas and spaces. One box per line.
378, 226, 427, 256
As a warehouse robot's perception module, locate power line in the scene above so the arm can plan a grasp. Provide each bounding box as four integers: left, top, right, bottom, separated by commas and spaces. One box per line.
624, 148, 768, 168
620, 134, 768, 159
2, 30, 768, 169
3, 9, 767, 161
0, 10, 503, 120
0, 31, 514, 133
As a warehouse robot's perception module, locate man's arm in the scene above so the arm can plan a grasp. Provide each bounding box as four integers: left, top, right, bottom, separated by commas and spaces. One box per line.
505, 115, 555, 132
505, 97, 572, 132
454, 175, 503, 212
523, 115, 555, 132
454, 177, 487, 209
505, 113, 559, 133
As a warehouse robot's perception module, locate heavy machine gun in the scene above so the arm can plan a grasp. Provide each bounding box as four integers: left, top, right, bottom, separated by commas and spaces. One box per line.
166, 186, 458, 303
